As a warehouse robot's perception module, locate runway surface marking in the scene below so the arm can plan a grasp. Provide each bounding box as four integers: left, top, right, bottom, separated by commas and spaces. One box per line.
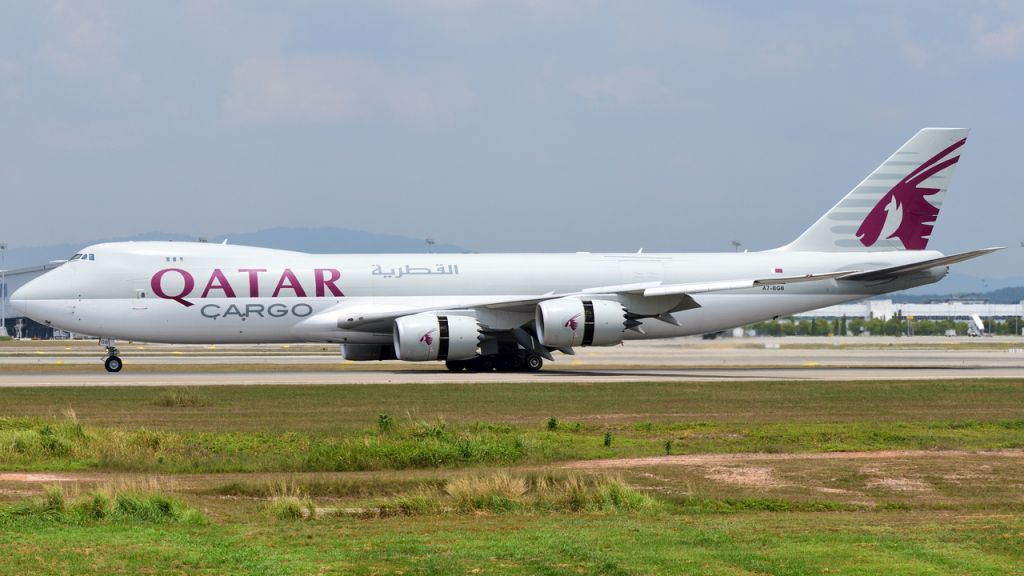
0, 365, 1020, 386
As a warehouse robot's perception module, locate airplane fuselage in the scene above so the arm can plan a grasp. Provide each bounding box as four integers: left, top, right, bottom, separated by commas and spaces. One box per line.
12, 242, 946, 345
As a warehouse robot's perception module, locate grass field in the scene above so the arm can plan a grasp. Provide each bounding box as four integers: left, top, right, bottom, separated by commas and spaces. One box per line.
2, 378, 1024, 574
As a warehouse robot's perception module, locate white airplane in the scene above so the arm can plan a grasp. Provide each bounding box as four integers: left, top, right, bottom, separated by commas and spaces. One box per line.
11, 128, 1000, 373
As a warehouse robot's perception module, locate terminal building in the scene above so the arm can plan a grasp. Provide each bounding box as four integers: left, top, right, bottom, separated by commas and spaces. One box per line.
1, 262, 64, 339
793, 299, 1024, 322
791, 298, 1024, 336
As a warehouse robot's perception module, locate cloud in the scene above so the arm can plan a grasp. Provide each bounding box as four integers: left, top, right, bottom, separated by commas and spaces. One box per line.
0, 59, 21, 102
44, 0, 119, 75
42, 0, 141, 97
179, 0, 290, 59
571, 67, 673, 108
899, 42, 929, 68
755, 42, 810, 75
393, 0, 601, 31
222, 55, 476, 126
973, 18, 1024, 57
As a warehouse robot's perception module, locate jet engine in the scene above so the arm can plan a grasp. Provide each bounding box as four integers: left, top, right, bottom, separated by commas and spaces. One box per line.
393, 313, 482, 361
536, 298, 627, 348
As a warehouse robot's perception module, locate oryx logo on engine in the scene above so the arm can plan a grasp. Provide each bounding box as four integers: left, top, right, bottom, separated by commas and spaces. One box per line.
565, 314, 581, 331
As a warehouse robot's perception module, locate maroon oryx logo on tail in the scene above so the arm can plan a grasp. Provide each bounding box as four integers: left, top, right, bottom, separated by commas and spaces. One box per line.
419, 330, 435, 346
564, 314, 581, 331
855, 137, 965, 250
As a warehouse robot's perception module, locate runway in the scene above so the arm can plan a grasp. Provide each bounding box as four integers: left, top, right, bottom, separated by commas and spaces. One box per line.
0, 336, 1021, 386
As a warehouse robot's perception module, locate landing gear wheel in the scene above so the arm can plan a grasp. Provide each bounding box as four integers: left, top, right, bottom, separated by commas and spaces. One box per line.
104, 355, 123, 373
495, 356, 513, 372
467, 356, 494, 372
445, 360, 466, 372
525, 354, 543, 371
507, 354, 525, 372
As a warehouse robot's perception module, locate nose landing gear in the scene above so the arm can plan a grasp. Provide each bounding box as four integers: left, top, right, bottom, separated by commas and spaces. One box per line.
104, 354, 123, 373
100, 339, 123, 373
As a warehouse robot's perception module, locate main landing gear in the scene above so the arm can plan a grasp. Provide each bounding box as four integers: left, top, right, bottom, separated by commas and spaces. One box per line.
101, 339, 123, 373
445, 351, 544, 373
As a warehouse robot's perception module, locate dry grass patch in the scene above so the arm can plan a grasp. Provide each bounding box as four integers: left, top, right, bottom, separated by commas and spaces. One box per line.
151, 387, 207, 408
443, 472, 660, 514
0, 482, 205, 525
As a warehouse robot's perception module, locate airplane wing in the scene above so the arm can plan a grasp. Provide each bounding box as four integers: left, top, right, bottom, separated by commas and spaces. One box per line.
838, 247, 1003, 282
330, 270, 857, 330
636, 271, 855, 297
322, 249, 999, 333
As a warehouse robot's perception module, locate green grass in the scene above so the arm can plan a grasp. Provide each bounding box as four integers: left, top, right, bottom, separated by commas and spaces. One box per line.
2, 409, 1024, 473
3, 378, 1024, 573
2, 413, 1023, 473
3, 379, 1024, 433
1, 511, 1022, 575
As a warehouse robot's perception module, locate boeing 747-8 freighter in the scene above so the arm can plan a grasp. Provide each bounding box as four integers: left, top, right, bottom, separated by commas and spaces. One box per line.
10, 128, 999, 372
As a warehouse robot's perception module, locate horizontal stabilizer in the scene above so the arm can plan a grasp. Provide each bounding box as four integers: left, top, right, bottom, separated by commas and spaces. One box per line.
839, 247, 1003, 282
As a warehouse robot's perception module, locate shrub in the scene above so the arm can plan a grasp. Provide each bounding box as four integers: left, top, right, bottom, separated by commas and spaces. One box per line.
446, 473, 527, 513
42, 485, 66, 513
152, 387, 206, 407
377, 414, 394, 434
72, 493, 110, 520
391, 492, 440, 516
267, 496, 312, 520
546, 417, 558, 432
603, 431, 613, 447
442, 473, 659, 514
265, 480, 315, 520
0, 487, 205, 525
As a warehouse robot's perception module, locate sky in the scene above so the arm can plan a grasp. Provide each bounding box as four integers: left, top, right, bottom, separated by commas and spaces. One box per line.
0, 0, 1022, 277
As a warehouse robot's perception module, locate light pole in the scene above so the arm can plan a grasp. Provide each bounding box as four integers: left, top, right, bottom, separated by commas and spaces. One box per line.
0, 242, 7, 338
731, 240, 742, 252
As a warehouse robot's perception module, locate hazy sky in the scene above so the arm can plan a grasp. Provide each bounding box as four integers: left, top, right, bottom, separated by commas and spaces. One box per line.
1, 1, 1021, 276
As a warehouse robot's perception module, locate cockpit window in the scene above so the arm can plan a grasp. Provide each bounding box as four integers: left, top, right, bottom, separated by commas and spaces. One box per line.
68, 253, 95, 262
70, 254, 82, 261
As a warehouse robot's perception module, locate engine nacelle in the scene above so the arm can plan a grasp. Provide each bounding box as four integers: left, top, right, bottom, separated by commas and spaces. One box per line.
393, 313, 481, 361
536, 298, 627, 348
341, 344, 397, 361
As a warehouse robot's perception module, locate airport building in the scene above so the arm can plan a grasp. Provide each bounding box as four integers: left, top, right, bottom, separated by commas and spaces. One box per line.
1, 263, 64, 339
794, 299, 1024, 322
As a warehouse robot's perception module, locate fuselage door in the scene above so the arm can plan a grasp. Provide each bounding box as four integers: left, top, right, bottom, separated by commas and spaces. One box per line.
132, 288, 148, 310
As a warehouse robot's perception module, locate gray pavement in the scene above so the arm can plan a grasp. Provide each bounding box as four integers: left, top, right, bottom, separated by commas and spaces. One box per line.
0, 337, 1021, 385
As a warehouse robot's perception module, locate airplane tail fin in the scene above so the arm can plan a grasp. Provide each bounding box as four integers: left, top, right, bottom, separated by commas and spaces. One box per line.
781, 128, 969, 252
